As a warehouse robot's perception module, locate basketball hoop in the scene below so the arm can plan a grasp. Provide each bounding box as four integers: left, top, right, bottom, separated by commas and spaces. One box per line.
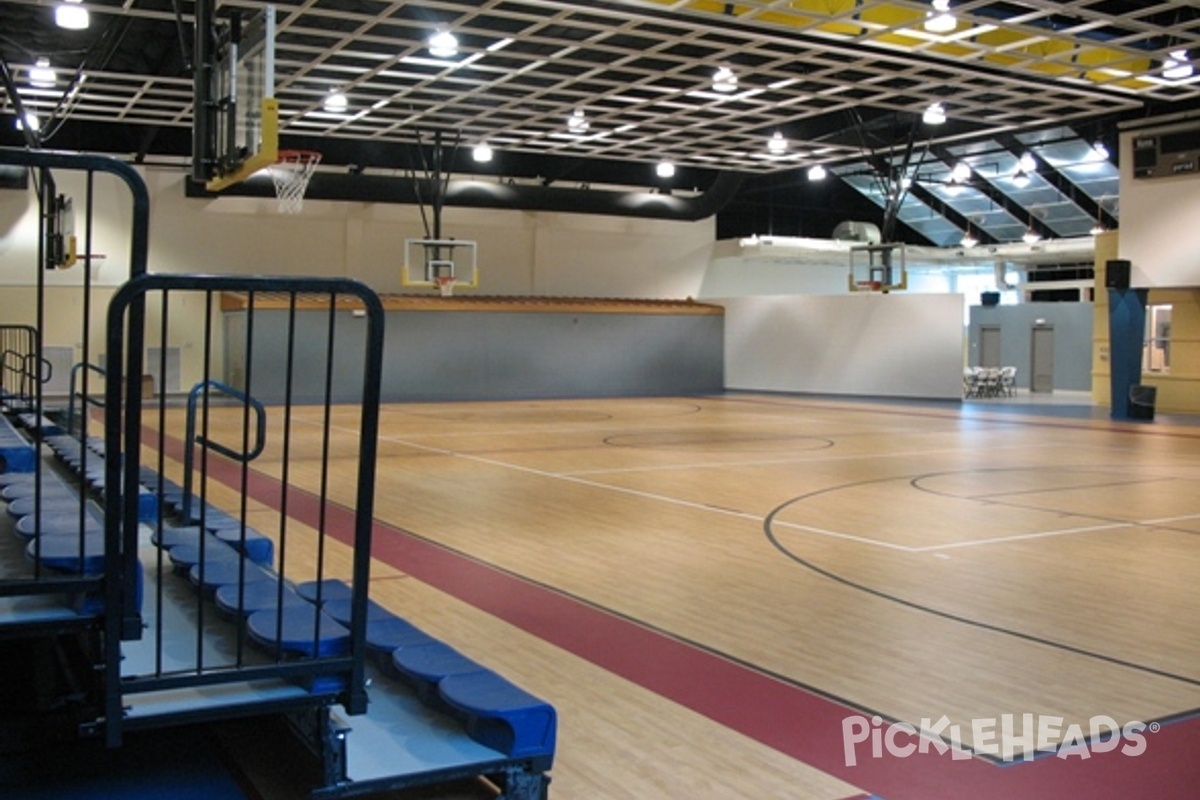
270, 150, 321, 214
435, 275, 458, 297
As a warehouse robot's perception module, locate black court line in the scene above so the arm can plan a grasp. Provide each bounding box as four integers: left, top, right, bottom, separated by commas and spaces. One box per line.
764, 476, 1200, 692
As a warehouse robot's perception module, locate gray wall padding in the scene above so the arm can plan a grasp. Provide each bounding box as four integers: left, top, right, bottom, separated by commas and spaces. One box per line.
225, 309, 724, 403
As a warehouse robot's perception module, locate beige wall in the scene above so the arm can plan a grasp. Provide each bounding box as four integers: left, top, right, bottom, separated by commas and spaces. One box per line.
0, 164, 715, 390
1092, 231, 1200, 414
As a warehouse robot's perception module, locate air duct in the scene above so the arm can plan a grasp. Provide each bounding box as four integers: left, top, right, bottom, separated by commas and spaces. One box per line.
832, 220, 882, 243
187, 171, 745, 222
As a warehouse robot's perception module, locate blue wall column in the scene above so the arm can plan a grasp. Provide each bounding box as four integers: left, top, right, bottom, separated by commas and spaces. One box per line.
1108, 288, 1148, 420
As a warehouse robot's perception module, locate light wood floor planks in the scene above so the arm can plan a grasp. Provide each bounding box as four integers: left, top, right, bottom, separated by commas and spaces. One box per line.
177, 394, 1200, 798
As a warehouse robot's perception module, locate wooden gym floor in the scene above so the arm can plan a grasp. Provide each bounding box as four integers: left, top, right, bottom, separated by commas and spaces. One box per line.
172, 393, 1200, 800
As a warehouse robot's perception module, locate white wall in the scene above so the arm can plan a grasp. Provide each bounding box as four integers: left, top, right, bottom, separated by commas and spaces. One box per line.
722, 293, 965, 399
1119, 118, 1200, 288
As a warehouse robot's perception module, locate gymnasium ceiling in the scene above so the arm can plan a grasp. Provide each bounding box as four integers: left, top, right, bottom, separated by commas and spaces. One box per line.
2, 0, 1200, 245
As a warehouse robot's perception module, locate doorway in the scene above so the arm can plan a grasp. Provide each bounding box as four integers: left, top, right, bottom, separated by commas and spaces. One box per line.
1030, 324, 1054, 392
980, 325, 1001, 368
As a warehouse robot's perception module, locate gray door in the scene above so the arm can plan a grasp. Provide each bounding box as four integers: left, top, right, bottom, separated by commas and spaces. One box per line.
980, 326, 1002, 368
1031, 325, 1054, 392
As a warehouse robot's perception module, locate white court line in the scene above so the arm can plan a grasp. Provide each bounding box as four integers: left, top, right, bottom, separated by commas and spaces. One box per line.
909, 521, 1136, 553
356, 426, 1200, 556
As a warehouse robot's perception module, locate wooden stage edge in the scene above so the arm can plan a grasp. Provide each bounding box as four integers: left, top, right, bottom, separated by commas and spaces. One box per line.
220, 292, 726, 316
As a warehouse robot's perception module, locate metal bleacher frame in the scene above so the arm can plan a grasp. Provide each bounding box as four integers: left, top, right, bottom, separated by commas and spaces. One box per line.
1, 147, 555, 799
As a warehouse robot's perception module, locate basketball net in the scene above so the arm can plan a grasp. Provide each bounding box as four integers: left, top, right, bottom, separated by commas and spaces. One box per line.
270, 150, 321, 214
435, 275, 458, 297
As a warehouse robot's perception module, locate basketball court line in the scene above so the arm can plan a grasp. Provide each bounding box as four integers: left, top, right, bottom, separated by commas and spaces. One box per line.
362, 425, 1200, 555
161, 425, 1200, 800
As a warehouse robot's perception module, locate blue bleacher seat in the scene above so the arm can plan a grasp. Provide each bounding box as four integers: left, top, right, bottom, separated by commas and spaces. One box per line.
188, 558, 275, 596
438, 670, 557, 764
15, 510, 104, 540
296, 578, 354, 605
210, 525, 274, 567
245, 605, 351, 659
25, 532, 107, 574
214, 579, 310, 617
391, 641, 484, 705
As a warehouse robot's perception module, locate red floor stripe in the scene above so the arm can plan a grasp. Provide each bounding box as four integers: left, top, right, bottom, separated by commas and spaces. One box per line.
187, 443, 1200, 800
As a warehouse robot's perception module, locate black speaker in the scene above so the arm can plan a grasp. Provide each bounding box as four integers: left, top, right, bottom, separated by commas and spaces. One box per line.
1106, 259, 1131, 289
980, 291, 1000, 306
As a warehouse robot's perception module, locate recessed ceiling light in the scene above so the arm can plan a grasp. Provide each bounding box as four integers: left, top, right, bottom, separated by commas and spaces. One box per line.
428, 30, 458, 58
1164, 49, 1193, 80
922, 102, 946, 125
712, 66, 737, 93
924, 0, 956, 33
29, 58, 57, 88
55, 0, 89, 30
567, 108, 588, 133
472, 142, 493, 162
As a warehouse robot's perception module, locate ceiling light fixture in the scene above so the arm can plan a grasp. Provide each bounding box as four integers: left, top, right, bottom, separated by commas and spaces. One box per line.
712, 66, 738, 93
29, 58, 57, 88
567, 108, 589, 133
1163, 49, 1193, 80
55, 0, 89, 30
656, 161, 675, 179
924, 0, 956, 34
1012, 168, 1031, 188
15, 112, 39, 131
1018, 152, 1037, 173
1089, 140, 1110, 161
922, 102, 946, 125
472, 142, 493, 163
1022, 215, 1041, 244
767, 132, 787, 153
959, 225, 978, 248
428, 30, 459, 58
323, 92, 348, 113
807, 164, 827, 181
950, 161, 971, 183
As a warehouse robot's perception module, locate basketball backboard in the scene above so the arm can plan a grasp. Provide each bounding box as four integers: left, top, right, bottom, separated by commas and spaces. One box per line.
401, 239, 480, 292
46, 193, 77, 269
195, 4, 278, 191
849, 242, 907, 292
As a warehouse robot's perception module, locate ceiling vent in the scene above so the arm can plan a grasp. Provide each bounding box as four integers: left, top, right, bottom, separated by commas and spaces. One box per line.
832, 220, 882, 244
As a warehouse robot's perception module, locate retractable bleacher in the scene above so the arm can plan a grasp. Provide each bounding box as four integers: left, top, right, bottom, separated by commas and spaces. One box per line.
0, 147, 554, 799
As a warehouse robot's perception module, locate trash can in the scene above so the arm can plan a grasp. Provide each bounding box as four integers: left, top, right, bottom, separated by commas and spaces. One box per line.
1129, 385, 1156, 421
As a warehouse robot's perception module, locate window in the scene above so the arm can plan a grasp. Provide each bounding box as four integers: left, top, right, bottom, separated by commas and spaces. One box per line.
1144, 304, 1171, 373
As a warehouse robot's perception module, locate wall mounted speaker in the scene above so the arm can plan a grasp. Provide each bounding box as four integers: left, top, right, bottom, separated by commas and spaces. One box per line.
1105, 259, 1131, 290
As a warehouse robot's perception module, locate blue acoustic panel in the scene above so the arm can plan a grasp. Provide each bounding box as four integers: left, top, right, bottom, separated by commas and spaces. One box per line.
439, 669, 557, 763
